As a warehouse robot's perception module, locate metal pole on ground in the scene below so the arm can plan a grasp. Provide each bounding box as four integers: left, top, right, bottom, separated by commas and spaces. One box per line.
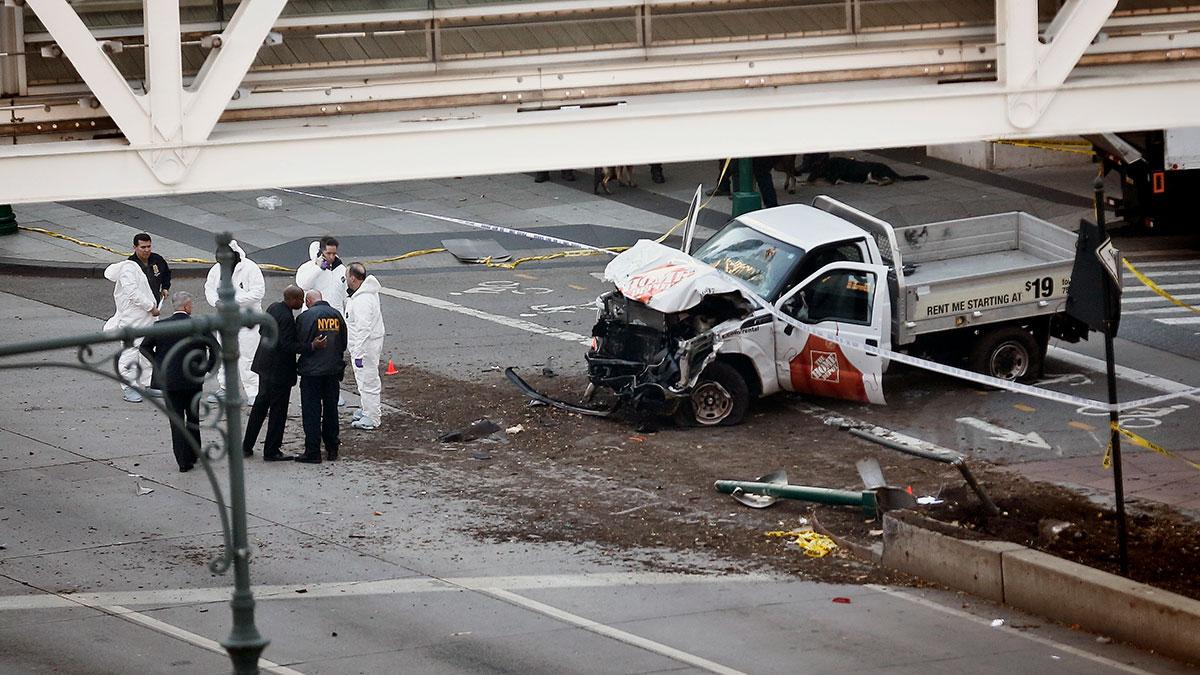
1094, 176, 1129, 576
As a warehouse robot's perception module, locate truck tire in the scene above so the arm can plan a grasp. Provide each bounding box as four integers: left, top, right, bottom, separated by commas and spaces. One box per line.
970, 326, 1041, 383
675, 361, 750, 427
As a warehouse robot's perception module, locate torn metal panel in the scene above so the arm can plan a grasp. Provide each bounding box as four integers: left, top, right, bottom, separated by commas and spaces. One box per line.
442, 238, 512, 263
505, 367, 616, 417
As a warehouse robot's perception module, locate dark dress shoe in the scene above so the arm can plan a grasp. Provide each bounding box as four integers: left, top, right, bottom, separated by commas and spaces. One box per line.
179, 464, 194, 473
326, 451, 338, 462
294, 455, 322, 464
263, 453, 294, 462
243, 450, 253, 458
533, 171, 550, 183
560, 169, 576, 181
651, 165, 665, 184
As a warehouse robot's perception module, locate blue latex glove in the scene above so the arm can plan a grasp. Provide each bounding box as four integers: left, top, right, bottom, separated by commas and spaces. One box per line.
354, 357, 363, 368
319, 258, 330, 270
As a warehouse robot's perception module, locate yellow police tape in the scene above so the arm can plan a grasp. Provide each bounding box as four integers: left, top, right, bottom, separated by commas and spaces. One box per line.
765, 529, 839, 558
1123, 258, 1200, 315
1102, 421, 1200, 472
18, 159, 735, 273
994, 139, 1094, 156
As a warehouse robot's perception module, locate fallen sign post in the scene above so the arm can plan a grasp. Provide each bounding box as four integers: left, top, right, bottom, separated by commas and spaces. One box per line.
715, 460, 916, 518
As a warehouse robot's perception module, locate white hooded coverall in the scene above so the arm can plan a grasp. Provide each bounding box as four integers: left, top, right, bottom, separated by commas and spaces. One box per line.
204, 240, 265, 401
104, 259, 156, 392
345, 274, 386, 423
295, 241, 348, 312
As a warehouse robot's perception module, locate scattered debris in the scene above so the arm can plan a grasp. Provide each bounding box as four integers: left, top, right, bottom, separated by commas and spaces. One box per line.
442, 238, 512, 263
916, 496, 944, 505
1038, 518, 1074, 544
439, 418, 502, 442
728, 469, 788, 509
255, 195, 282, 210
129, 473, 154, 496
1095, 636, 1112, 644
831, 597, 852, 604
295, 588, 308, 594
990, 619, 1005, 628
505, 424, 524, 435
765, 529, 839, 558
716, 459, 916, 517
471, 451, 492, 461
541, 356, 557, 378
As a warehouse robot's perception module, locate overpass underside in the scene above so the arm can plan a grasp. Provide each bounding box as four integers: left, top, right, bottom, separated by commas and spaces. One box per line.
1, 0, 1199, 202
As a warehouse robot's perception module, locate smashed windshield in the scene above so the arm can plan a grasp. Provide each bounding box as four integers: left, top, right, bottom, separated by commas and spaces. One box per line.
692, 221, 805, 301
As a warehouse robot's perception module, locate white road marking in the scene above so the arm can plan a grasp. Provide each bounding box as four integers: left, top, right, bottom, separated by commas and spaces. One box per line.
866, 585, 1154, 675
1123, 306, 1197, 315
1046, 346, 1200, 402
107, 605, 305, 675
377, 286, 589, 343
1121, 293, 1200, 304
1124, 259, 1200, 268
955, 417, 1050, 449
1123, 270, 1198, 278
476, 587, 746, 675
1123, 282, 1200, 292
0, 572, 766, 611
1158, 316, 1200, 325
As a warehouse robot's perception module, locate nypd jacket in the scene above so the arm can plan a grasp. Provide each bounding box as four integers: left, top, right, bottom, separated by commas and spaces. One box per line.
296, 300, 348, 378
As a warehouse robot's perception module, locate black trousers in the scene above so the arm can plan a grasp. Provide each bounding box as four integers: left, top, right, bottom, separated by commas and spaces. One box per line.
166, 387, 201, 469
243, 379, 292, 457
299, 375, 340, 458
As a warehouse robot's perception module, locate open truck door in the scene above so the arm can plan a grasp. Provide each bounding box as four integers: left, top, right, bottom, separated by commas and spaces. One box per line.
772, 262, 890, 404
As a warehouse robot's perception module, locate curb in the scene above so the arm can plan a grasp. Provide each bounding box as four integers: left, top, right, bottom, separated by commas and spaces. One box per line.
882, 511, 1200, 665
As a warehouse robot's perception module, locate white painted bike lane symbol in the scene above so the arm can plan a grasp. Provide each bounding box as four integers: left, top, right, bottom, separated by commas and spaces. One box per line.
450, 280, 554, 296
1075, 403, 1189, 429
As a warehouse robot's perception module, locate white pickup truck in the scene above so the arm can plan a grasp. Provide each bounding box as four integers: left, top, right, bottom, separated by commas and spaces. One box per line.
560, 196, 1086, 426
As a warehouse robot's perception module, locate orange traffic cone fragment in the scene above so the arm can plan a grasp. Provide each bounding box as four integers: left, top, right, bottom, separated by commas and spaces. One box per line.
385, 359, 398, 375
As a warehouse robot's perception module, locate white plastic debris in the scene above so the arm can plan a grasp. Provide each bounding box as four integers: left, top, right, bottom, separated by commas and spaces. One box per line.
916, 496, 945, 505
990, 619, 1005, 628
129, 473, 154, 496
506, 424, 525, 435
256, 195, 282, 210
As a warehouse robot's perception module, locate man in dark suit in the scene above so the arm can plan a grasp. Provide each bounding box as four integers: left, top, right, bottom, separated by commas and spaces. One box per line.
140, 291, 212, 472
242, 285, 326, 461
295, 289, 348, 463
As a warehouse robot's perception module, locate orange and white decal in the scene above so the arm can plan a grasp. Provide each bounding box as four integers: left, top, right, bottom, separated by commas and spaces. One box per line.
622, 262, 698, 303
787, 335, 869, 402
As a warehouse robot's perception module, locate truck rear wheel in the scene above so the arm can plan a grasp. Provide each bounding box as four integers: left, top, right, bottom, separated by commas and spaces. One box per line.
970, 326, 1041, 383
674, 361, 750, 427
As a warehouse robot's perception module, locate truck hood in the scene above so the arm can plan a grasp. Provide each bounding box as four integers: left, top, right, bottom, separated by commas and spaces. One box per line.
604, 239, 761, 313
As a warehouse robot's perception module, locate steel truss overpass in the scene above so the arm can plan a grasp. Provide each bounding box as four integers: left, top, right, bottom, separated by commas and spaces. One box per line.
1, 0, 1199, 203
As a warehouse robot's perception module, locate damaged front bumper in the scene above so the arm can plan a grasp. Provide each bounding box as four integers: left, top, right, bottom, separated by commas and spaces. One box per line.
585, 324, 719, 416
505, 367, 618, 417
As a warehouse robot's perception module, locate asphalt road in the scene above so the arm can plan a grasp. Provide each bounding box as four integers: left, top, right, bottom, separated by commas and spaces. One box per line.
0, 264, 1196, 673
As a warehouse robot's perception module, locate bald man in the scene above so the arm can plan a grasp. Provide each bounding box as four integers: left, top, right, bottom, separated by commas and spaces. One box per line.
242, 285, 326, 461
294, 288, 348, 463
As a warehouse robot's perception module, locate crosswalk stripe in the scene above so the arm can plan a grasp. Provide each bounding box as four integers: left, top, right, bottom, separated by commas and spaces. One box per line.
1123, 282, 1200, 293
1124, 258, 1200, 268
1122, 270, 1198, 278
1123, 306, 1196, 315
1158, 316, 1200, 325
1121, 292, 1200, 305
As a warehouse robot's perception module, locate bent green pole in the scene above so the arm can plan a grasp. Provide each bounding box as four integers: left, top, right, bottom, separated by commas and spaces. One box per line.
714, 480, 877, 518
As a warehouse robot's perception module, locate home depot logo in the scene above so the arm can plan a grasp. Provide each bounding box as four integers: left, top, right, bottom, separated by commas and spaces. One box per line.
810, 350, 840, 382
623, 263, 697, 303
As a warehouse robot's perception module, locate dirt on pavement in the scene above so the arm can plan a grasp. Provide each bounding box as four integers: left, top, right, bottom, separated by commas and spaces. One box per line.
341, 365, 1200, 600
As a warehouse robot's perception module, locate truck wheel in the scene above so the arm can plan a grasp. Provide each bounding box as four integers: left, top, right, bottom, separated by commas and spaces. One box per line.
675, 361, 750, 427
970, 326, 1041, 383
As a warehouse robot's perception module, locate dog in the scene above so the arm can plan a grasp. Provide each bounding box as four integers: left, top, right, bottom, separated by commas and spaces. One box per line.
804, 156, 929, 185
593, 166, 636, 195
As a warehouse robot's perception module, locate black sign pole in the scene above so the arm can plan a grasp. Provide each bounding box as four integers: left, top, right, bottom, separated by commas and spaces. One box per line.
1094, 176, 1129, 576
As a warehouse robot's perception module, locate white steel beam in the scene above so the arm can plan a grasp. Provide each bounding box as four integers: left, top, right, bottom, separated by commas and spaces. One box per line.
1, 4, 26, 97
184, 0, 287, 144
999, 0, 1118, 128
144, 0, 182, 142
2, 63, 1200, 204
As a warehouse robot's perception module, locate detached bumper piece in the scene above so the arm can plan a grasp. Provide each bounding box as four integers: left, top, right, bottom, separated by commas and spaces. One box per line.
505, 368, 617, 417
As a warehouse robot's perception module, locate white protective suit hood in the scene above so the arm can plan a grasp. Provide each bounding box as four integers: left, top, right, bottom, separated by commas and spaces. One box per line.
204, 239, 265, 310
104, 259, 156, 331
604, 239, 760, 313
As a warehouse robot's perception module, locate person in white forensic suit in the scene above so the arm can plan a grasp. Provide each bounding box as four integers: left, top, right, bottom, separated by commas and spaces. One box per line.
104, 259, 159, 402
344, 262, 385, 430
295, 236, 348, 313
296, 235, 348, 405
204, 240, 265, 403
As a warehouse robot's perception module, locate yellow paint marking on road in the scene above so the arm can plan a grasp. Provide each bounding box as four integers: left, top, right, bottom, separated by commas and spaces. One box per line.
568, 284, 587, 291
1013, 403, 1035, 413
1068, 421, 1095, 431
